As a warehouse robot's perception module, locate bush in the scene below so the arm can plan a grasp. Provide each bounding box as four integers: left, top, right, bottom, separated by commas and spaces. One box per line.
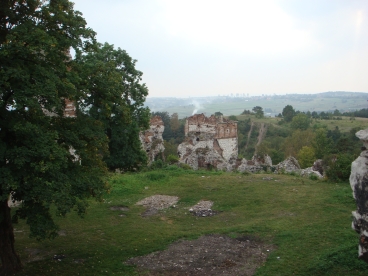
324, 153, 354, 182
180, 163, 192, 170
297, 146, 316, 169
149, 159, 166, 170
166, 154, 179, 164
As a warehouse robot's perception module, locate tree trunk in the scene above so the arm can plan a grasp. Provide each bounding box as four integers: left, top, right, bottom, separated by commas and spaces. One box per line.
0, 199, 22, 275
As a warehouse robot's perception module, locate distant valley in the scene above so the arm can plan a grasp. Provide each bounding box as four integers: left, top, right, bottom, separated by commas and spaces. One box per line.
145, 91, 368, 118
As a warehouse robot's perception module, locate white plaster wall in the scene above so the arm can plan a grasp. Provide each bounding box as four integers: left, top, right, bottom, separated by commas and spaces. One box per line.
217, 138, 237, 161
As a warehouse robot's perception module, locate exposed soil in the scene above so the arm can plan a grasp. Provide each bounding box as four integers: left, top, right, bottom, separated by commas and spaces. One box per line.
126, 234, 275, 276
127, 195, 275, 275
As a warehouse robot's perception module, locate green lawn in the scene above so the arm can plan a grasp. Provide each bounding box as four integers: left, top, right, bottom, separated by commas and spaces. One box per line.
13, 168, 368, 275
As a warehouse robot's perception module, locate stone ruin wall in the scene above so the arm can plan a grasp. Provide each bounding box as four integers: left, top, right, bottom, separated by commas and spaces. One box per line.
140, 116, 165, 164
178, 113, 330, 175
178, 114, 238, 169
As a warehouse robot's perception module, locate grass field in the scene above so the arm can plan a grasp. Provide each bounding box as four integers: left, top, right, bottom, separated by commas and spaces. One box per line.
12, 167, 368, 275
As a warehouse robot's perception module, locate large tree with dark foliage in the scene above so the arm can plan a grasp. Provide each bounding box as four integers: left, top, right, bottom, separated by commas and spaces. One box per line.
282, 105, 296, 122
74, 42, 150, 171
0, 1, 148, 274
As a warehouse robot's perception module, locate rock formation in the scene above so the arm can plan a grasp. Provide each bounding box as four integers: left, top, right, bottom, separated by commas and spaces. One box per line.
140, 116, 165, 164
350, 128, 368, 262
237, 155, 272, 173
177, 114, 238, 170
273, 156, 300, 174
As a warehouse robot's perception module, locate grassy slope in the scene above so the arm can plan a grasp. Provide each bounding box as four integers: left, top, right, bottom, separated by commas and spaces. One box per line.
13, 168, 368, 275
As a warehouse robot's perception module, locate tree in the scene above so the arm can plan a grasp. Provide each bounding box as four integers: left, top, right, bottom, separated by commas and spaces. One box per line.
298, 146, 316, 168
291, 113, 311, 130
312, 128, 333, 159
0, 1, 146, 274
241, 109, 251, 115
283, 129, 315, 157
170, 113, 180, 133
74, 42, 150, 171
282, 105, 296, 122
252, 106, 264, 118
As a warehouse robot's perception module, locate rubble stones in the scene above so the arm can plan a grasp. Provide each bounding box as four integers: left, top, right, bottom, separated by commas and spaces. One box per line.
136, 195, 179, 210
189, 200, 219, 217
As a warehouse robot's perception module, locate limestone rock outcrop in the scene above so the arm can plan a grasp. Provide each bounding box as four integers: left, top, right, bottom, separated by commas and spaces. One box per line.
237, 155, 273, 173
350, 128, 368, 262
140, 116, 165, 164
178, 114, 238, 170
312, 159, 324, 176
300, 167, 323, 178
273, 156, 300, 174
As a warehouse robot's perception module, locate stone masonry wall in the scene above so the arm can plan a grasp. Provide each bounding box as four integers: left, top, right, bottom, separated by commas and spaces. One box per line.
178, 114, 237, 169
140, 116, 165, 164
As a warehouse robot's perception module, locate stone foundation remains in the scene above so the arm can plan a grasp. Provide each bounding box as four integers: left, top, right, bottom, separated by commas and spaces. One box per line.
140, 116, 165, 164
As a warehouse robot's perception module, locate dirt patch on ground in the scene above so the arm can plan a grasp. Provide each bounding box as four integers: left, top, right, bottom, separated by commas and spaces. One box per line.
130, 196, 273, 275
126, 234, 275, 276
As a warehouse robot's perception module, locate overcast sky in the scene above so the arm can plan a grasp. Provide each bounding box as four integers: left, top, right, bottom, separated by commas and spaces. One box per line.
72, 0, 368, 98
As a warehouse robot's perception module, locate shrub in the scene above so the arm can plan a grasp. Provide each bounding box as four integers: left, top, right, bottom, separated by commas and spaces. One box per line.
324, 153, 354, 182
166, 154, 179, 164
180, 163, 192, 170
298, 146, 316, 169
149, 159, 166, 170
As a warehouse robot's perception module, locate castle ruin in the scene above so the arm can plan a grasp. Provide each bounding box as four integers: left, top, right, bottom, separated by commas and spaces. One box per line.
178, 114, 238, 170
140, 116, 165, 164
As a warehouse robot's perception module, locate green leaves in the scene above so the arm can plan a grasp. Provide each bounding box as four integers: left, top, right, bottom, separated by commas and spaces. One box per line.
75, 42, 149, 171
